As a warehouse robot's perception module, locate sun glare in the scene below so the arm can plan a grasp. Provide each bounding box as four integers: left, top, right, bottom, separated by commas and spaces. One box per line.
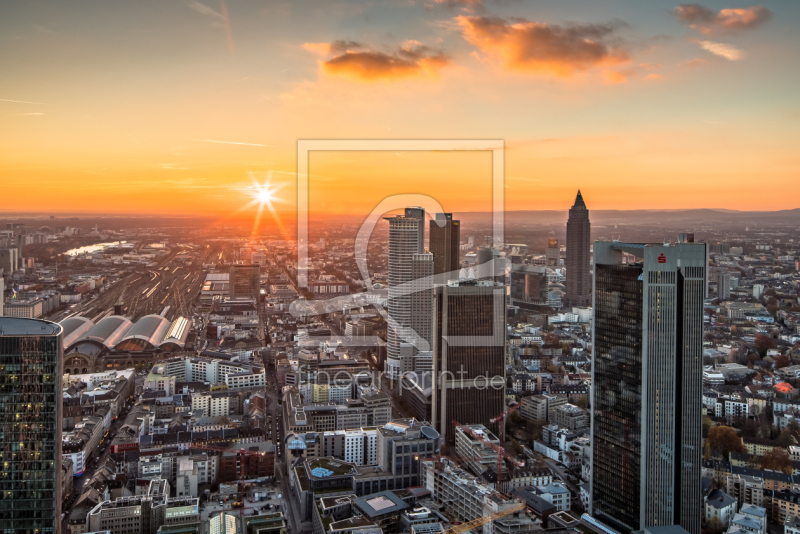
257, 189, 273, 204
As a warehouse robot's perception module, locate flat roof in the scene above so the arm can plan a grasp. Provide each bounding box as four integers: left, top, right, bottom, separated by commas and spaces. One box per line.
0, 317, 62, 337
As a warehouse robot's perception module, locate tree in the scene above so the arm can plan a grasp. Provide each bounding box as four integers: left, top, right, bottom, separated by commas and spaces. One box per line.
754, 334, 776, 357
543, 333, 560, 346
703, 416, 714, 434
575, 397, 589, 409
730, 325, 738, 336
761, 448, 793, 474
705, 517, 724, 534
707, 425, 745, 459
704, 441, 711, 461
775, 354, 791, 369
767, 296, 779, 316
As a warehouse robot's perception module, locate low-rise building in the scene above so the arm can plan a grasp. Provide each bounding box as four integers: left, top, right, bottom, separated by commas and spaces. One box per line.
705, 489, 737, 528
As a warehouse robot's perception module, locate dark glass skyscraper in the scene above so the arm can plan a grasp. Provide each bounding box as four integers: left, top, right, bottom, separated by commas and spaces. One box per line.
0, 317, 63, 534
590, 240, 706, 534
431, 280, 506, 446
429, 213, 460, 284
566, 190, 591, 307
229, 263, 261, 300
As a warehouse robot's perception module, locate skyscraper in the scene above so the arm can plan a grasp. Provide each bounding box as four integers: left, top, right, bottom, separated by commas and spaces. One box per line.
545, 239, 560, 267
430, 213, 460, 284
410, 252, 434, 369
509, 264, 548, 311
385, 207, 426, 382
0, 317, 63, 533
716, 271, 731, 301
566, 190, 591, 307
590, 240, 706, 534
431, 279, 506, 445
229, 263, 261, 300
477, 246, 503, 283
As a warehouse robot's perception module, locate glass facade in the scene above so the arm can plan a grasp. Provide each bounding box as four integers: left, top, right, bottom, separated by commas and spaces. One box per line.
0, 318, 62, 534
433, 282, 505, 446
592, 264, 644, 532
429, 214, 459, 284
591, 242, 705, 534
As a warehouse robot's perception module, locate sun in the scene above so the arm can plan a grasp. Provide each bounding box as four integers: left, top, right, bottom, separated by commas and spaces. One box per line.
257, 189, 273, 204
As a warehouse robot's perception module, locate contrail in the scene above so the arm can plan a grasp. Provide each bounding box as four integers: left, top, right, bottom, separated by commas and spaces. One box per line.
199, 139, 271, 147
0, 98, 50, 105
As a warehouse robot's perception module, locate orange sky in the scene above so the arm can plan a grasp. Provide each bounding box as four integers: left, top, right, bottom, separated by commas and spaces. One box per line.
1, 0, 798, 217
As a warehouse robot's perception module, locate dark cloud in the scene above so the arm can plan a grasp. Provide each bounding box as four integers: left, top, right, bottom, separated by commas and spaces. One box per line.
457, 16, 629, 77
312, 42, 450, 81
674, 4, 771, 34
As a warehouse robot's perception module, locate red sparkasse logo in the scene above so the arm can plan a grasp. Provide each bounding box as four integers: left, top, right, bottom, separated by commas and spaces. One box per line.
658, 253, 667, 264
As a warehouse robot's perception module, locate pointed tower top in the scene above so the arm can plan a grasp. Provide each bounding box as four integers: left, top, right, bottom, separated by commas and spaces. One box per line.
572, 190, 587, 209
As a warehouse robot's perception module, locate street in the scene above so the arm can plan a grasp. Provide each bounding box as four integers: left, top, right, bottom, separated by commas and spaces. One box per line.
260, 350, 308, 532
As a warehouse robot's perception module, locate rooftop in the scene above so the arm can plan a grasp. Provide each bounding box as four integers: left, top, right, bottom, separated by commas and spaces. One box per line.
0, 317, 62, 337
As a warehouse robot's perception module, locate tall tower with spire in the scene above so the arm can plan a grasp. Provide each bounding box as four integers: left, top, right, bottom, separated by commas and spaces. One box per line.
566, 190, 591, 308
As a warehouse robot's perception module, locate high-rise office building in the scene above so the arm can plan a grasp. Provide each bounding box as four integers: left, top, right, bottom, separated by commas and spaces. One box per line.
0, 248, 18, 276
410, 252, 434, 364
716, 271, 731, 301
229, 263, 261, 300
0, 317, 63, 533
566, 190, 591, 307
477, 247, 503, 283
431, 280, 506, 446
509, 264, 548, 311
590, 241, 706, 534
430, 213, 460, 284
545, 239, 560, 267
385, 208, 426, 381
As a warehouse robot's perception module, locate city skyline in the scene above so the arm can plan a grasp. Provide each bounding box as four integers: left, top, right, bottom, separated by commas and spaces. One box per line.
2, 1, 799, 214
2, 1, 800, 532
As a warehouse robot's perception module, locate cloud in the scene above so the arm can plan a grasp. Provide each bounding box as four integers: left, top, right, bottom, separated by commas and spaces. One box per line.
674, 4, 770, 34
697, 40, 744, 60
603, 70, 627, 84
182, 0, 226, 22
680, 57, 707, 67
456, 16, 629, 78
0, 98, 50, 105
303, 40, 365, 56
199, 139, 272, 147
428, 0, 485, 14
306, 41, 450, 81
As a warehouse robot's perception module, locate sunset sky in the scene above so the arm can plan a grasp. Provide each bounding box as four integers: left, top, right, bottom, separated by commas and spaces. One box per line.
1, 0, 798, 217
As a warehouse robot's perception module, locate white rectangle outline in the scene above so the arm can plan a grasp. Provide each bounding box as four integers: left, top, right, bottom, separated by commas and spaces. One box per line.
296, 139, 505, 288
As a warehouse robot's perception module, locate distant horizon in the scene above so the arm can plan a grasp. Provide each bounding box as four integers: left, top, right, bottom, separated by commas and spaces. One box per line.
2, 206, 799, 219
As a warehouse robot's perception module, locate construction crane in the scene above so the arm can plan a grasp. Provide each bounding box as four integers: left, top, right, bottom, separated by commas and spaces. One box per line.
490, 399, 528, 444
441, 502, 526, 534
190, 444, 271, 512
453, 421, 524, 494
